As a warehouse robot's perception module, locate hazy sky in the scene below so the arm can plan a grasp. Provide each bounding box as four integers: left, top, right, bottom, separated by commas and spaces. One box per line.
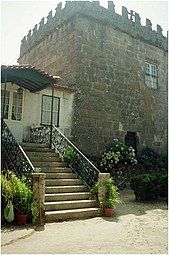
1, 0, 168, 65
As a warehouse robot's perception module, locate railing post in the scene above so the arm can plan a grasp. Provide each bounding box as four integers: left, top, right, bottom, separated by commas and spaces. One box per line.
98, 173, 110, 214
50, 84, 54, 148
32, 171, 46, 231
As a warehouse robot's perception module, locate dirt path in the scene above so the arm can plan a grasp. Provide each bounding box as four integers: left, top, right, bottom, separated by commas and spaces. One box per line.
1, 189, 168, 254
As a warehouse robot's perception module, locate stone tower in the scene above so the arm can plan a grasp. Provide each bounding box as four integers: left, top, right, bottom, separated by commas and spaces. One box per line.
18, 1, 168, 158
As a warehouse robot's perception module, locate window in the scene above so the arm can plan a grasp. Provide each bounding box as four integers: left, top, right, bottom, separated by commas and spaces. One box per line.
12, 91, 23, 121
1, 90, 10, 119
41, 95, 60, 126
145, 62, 158, 89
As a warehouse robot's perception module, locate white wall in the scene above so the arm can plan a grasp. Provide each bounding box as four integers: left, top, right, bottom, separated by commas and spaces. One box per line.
1, 82, 75, 142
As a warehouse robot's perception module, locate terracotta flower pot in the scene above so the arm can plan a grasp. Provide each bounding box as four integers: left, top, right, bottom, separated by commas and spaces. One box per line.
104, 208, 114, 217
16, 214, 27, 224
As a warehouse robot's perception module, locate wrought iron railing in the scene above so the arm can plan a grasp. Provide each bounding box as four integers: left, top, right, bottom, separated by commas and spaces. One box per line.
30, 125, 50, 144
1, 119, 34, 181
30, 125, 100, 188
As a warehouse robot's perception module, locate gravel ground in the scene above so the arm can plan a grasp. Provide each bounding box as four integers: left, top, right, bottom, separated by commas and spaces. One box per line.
1, 189, 168, 254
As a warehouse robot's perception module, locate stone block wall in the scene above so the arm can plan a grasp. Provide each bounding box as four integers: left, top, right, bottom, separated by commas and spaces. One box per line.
19, 3, 78, 84
73, 14, 168, 155
18, 1, 168, 157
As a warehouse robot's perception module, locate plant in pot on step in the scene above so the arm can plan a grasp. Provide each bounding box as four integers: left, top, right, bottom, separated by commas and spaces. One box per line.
103, 178, 122, 217
13, 176, 35, 224
91, 177, 122, 217
8, 171, 36, 224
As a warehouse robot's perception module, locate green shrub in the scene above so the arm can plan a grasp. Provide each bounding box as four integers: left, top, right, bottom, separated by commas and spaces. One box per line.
90, 182, 98, 195
139, 147, 168, 168
62, 147, 81, 169
103, 178, 122, 208
91, 177, 122, 208
130, 173, 168, 201
100, 140, 137, 171
1, 173, 15, 222
62, 147, 90, 186
1, 171, 37, 222
158, 174, 168, 198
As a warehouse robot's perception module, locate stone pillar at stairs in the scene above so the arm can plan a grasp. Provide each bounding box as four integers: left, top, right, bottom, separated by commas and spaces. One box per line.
32, 171, 46, 231
98, 173, 110, 214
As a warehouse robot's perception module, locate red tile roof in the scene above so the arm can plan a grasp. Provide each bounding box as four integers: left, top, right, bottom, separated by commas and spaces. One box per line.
1, 65, 76, 93
1, 64, 60, 82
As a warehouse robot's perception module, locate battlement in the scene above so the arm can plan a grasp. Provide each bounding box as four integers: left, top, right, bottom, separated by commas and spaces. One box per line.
19, 1, 168, 57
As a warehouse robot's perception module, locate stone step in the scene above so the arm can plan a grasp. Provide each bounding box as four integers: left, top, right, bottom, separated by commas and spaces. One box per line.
45, 185, 88, 193
45, 173, 77, 179
21, 143, 49, 148
29, 156, 62, 162
32, 162, 66, 167
41, 167, 72, 173
45, 178, 83, 186
23, 147, 54, 152
45, 192, 91, 201
45, 208, 101, 222
25, 152, 59, 157
45, 200, 97, 211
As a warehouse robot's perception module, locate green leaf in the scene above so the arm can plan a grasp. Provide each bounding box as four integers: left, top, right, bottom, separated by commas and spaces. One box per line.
4, 200, 14, 223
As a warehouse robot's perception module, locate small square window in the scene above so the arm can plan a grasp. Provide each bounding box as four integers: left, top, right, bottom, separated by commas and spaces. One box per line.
145, 62, 158, 89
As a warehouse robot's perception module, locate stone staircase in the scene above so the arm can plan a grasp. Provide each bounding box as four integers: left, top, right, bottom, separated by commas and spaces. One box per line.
22, 143, 100, 222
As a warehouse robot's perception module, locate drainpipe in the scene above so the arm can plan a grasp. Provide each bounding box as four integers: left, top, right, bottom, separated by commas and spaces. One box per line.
49, 84, 54, 148
2, 72, 7, 119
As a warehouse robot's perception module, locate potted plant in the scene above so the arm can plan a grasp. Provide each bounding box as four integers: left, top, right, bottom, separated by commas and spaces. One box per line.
103, 178, 122, 217
1, 171, 36, 224
11, 175, 34, 224
91, 177, 122, 217
15, 193, 31, 225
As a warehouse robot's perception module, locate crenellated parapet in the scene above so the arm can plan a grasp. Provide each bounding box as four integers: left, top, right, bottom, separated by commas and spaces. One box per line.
19, 0, 168, 57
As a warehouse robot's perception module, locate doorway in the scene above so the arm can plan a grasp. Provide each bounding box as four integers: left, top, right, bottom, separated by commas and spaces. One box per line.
125, 131, 138, 154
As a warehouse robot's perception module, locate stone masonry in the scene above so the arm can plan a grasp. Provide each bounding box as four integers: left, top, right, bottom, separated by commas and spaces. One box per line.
18, 1, 168, 157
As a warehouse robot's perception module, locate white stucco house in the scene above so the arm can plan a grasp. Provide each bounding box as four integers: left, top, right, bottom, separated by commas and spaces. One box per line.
1, 65, 75, 143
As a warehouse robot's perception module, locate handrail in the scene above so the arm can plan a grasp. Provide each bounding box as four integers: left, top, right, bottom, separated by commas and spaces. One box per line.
30, 125, 100, 188
52, 125, 99, 173
54, 125, 100, 187
52, 125, 100, 188
2, 119, 34, 182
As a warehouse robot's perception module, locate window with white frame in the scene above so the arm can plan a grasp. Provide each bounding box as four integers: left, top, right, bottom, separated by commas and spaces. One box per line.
145, 62, 158, 89
1, 90, 10, 119
41, 95, 60, 126
12, 90, 23, 121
